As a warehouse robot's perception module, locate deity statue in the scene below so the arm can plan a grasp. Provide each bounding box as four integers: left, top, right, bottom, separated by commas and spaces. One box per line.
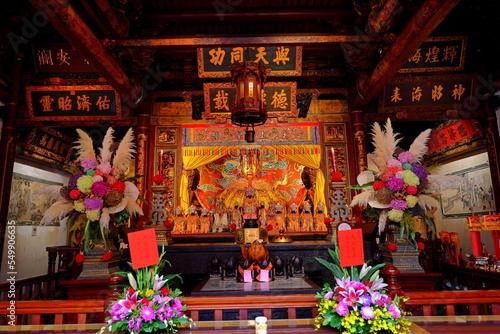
258, 202, 268, 227
232, 204, 243, 229
301, 200, 313, 231
315, 202, 327, 231
274, 202, 286, 230
199, 207, 211, 233
288, 202, 300, 231
186, 204, 199, 233
172, 206, 185, 234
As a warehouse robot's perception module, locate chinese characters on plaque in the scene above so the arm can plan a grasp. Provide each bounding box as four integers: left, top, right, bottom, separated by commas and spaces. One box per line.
24, 127, 73, 164
26, 85, 122, 121
203, 82, 297, 119
198, 46, 302, 77
380, 75, 475, 112
427, 119, 483, 157
32, 43, 96, 73
399, 36, 466, 73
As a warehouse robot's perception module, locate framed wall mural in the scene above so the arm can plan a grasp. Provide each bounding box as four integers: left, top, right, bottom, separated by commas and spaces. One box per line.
440, 163, 496, 217
7, 173, 63, 225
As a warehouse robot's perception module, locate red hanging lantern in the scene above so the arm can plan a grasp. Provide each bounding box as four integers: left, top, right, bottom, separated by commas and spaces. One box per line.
230, 61, 268, 142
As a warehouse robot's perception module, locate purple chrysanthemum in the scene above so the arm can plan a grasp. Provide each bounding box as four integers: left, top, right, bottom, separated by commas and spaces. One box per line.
385, 176, 404, 192
336, 302, 349, 316
411, 163, 428, 181
397, 151, 415, 164
91, 180, 111, 197
80, 158, 96, 172
359, 294, 372, 306
388, 304, 401, 318
69, 172, 84, 189
361, 306, 375, 319
140, 305, 155, 321
390, 199, 408, 210
83, 197, 104, 211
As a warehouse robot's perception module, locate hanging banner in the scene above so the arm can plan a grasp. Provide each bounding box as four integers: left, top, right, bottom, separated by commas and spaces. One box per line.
379, 74, 476, 113
197, 46, 302, 77
399, 36, 467, 73
203, 81, 297, 119
32, 43, 97, 73
182, 122, 319, 146
26, 85, 122, 121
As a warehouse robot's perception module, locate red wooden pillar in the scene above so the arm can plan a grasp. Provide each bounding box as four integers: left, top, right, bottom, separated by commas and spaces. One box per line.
0, 55, 22, 263
135, 113, 151, 225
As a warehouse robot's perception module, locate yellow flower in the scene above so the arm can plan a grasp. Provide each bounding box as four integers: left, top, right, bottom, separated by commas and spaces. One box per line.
145, 289, 154, 297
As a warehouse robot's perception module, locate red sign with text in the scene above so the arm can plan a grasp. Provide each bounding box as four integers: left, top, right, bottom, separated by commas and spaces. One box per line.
338, 229, 364, 267
128, 229, 159, 269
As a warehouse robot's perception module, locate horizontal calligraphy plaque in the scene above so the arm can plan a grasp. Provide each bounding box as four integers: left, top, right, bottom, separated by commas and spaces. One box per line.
26, 85, 122, 121
399, 36, 467, 73
427, 119, 483, 158
198, 46, 302, 78
32, 43, 97, 73
24, 126, 72, 164
203, 81, 297, 119
379, 74, 476, 113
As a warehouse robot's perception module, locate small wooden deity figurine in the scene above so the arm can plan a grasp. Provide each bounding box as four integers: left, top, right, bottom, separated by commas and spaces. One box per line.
232, 203, 243, 229
186, 204, 199, 233
288, 202, 300, 231
315, 202, 327, 231
242, 187, 258, 220
199, 206, 211, 233
274, 202, 286, 230
301, 200, 313, 231
172, 206, 185, 234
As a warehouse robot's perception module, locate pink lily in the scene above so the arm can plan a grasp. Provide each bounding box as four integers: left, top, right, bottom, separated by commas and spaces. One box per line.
340, 287, 363, 311
118, 291, 139, 310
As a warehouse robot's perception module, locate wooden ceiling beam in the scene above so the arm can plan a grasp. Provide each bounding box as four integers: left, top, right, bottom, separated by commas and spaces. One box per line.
114, 34, 382, 48
29, 0, 142, 105
142, 8, 355, 23
351, 0, 461, 110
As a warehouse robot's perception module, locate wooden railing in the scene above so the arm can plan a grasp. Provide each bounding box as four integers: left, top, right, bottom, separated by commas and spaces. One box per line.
46, 245, 81, 280
0, 272, 65, 301
404, 290, 500, 316
183, 294, 318, 321
2, 266, 500, 326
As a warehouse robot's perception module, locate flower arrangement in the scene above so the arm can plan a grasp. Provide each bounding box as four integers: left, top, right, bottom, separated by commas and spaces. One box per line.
349, 119, 460, 241
37, 128, 144, 252
98, 247, 192, 334
315, 246, 411, 334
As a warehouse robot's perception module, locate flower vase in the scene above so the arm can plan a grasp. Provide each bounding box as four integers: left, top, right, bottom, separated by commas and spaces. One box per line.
381, 231, 424, 273
78, 222, 120, 280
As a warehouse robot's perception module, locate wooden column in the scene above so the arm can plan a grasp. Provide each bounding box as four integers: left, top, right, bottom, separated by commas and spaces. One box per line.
351, 110, 368, 174
484, 95, 500, 211
0, 55, 22, 263
135, 113, 150, 223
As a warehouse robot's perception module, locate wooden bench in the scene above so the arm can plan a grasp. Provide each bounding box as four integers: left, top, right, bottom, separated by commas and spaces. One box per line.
183, 294, 318, 321
0, 299, 105, 326
404, 290, 500, 316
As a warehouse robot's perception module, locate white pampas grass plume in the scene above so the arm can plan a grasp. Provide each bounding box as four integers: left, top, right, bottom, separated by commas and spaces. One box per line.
40, 200, 74, 224
99, 127, 115, 164
125, 199, 144, 216
100, 207, 110, 230
383, 118, 401, 162
350, 191, 375, 208
370, 122, 389, 170
423, 174, 463, 193
112, 128, 136, 176
378, 210, 388, 234
408, 128, 431, 162
417, 194, 440, 210
74, 129, 97, 161
34, 185, 63, 201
